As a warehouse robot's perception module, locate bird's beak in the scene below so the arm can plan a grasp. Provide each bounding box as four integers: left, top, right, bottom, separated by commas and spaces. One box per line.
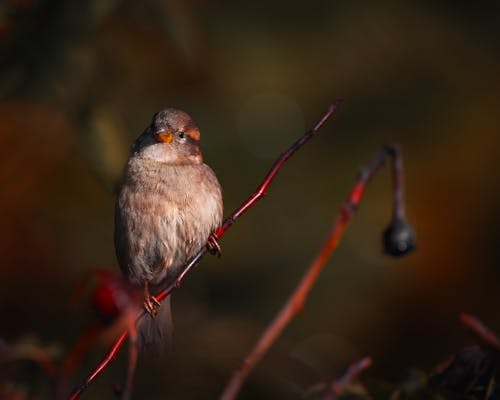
155, 130, 173, 143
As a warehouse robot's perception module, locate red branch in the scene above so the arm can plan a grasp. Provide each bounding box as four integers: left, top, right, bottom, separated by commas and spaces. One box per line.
68, 332, 127, 400
219, 145, 405, 400
67, 100, 343, 399
460, 313, 500, 352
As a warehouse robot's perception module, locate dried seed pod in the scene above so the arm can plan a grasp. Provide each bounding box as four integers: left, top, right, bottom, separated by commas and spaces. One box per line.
383, 217, 416, 257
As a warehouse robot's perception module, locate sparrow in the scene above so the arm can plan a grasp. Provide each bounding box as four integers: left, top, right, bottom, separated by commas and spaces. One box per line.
114, 108, 223, 352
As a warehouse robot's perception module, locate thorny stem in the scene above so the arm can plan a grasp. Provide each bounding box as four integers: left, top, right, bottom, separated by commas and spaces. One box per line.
219, 145, 406, 400
67, 100, 343, 399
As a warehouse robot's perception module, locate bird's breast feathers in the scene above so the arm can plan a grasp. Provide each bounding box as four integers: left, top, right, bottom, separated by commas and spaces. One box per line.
115, 160, 222, 286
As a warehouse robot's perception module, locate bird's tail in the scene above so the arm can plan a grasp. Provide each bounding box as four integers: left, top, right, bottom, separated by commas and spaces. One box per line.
137, 295, 173, 355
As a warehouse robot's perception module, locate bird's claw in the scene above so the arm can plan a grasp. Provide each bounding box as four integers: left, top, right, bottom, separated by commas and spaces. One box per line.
143, 282, 161, 317
144, 295, 161, 317
206, 233, 221, 258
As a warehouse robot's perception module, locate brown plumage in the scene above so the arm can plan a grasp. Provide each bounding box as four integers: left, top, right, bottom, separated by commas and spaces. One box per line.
114, 108, 223, 352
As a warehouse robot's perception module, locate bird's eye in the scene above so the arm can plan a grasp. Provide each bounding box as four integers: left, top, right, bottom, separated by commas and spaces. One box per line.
177, 131, 186, 140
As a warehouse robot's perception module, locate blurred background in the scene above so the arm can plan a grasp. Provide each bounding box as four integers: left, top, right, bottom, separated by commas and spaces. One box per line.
0, 0, 499, 398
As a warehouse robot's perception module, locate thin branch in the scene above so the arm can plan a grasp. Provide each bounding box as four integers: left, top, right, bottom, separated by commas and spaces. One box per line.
326, 356, 372, 399
220, 145, 409, 400
460, 313, 500, 352
390, 145, 405, 220
68, 332, 128, 400
67, 100, 343, 399
57, 324, 102, 399
175, 99, 343, 286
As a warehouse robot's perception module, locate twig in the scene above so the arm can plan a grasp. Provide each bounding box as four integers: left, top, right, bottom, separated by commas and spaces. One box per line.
57, 324, 102, 399
460, 313, 500, 352
175, 99, 343, 287
326, 356, 372, 399
68, 332, 128, 400
67, 100, 343, 399
220, 145, 409, 400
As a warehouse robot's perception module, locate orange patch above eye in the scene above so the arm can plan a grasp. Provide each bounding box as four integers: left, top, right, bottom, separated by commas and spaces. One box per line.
155, 130, 173, 143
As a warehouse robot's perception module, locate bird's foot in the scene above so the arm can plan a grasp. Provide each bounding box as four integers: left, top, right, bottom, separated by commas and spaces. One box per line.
206, 233, 221, 258
143, 283, 161, 317
144, 296, 161, 317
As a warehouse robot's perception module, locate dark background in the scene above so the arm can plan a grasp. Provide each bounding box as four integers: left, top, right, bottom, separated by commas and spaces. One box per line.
0, 0, 499, 398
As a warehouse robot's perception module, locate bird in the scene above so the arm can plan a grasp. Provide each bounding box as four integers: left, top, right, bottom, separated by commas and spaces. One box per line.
114, 108, 223, 353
